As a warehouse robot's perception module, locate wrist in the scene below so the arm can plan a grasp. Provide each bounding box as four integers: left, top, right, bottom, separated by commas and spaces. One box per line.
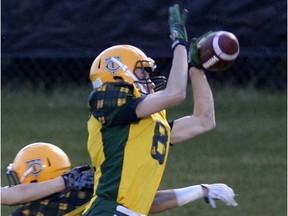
189, 66, 204, 76
173, 185, 204, 206
61, 173, 69, 188
172, 39, 188, 51
201, 185, 209, 198
188, 62, 204, 71
56, 176, 66, 191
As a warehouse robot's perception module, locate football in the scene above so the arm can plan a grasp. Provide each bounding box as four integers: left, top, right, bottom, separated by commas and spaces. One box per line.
198, 31, 240, 71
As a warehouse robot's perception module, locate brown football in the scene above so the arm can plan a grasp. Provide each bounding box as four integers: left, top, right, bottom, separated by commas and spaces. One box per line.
198, 31, 240, 71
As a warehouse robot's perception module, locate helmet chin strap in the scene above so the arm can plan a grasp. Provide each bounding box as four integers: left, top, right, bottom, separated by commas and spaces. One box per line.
110, 57, 147, 94
92, 78, 103, 89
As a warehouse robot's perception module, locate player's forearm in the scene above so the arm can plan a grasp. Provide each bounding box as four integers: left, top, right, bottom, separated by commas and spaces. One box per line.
136, 45, 188, 117
149, 190, 178, 213
149, 185, 207, 213
164, 45, 188, 104
1, 177, 65, 206
189, 67, 215, 130
23, 177, 65, 203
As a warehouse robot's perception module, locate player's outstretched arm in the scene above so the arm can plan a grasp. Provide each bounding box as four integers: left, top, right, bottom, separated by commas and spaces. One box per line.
149, 183, 238, 213
136, 4, 188, 117
1, 165, 94, 206
1, 177, 65, 206
170, 35, 216, 144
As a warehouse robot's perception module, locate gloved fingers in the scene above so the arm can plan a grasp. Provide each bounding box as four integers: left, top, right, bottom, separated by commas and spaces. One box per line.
188, 40, 201, 68
207, 183, 238, 207
219, 195, 238, 206
62, 165, 93, 189
210, 185, 238, 206
76, 171, 95, 189
217, 192, 238, 206
181, 8, 188, 23
66, 165, 92, 177
207, 197, 217, 208
169, 4, 188, 24
169, 4, 181, 23
81, 171, 95, 182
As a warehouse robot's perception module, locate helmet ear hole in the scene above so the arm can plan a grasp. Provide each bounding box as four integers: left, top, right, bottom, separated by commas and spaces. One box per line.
98, 59, 101, 69
113, 76, 123, 81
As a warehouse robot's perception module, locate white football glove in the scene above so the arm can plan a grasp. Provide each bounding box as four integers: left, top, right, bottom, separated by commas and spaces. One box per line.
201, 183, 238, 208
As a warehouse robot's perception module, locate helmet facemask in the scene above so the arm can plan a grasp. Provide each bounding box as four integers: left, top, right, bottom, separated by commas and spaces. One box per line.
6, 164, 40, 186
6, 163, 21, 186
128, 59, 166, 95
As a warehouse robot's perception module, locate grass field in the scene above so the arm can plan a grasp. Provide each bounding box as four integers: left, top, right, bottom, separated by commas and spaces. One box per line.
1, 85, 287, 215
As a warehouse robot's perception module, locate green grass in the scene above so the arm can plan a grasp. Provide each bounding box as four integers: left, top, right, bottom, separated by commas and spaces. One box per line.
1, 86, 287, 215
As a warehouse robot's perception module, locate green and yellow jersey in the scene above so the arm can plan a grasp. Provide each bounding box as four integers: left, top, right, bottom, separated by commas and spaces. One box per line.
84, 82, 171, 215
11, 189, 93, 216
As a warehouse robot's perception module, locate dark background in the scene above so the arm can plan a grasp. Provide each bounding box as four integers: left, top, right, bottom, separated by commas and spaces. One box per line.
1, 0, 287, 90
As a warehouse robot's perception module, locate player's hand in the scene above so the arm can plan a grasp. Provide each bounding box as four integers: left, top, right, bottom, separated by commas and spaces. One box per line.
201, 183, 238, 208
61, 165, 94, 190
169, 4, 188, 50
188, 31, 213, 69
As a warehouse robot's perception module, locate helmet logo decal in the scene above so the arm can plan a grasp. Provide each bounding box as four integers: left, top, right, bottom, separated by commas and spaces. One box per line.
105, 56, 121, 74
26, 158, 43, 177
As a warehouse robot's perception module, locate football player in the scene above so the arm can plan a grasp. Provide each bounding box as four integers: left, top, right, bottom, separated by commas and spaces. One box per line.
4, 142, 94, 215
83, 4, 237, 216
3, 143, 237, 215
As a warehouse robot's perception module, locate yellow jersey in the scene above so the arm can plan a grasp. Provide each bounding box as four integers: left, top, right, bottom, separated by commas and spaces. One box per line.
85, 82, 171, 215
